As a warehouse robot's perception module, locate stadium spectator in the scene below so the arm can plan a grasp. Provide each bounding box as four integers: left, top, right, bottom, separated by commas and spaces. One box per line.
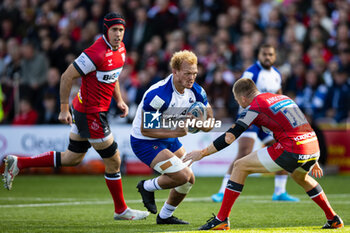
131, 50, 214, 224
37, 92, 60, 125
295, 69, 327, 120
211, 44, 299, 203
184, 78, 344, 230
20, 39, 49, 108
12, 97, 38, 125
3, 12, 149, 221
322, 68, 350, 123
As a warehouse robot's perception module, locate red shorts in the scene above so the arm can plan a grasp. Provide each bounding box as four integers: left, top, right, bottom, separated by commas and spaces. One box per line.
71, 107, 111, 140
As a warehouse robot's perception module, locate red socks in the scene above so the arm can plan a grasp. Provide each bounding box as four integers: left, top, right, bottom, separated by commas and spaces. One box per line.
17, 151, 60, 169
217, 180, 244, 221
307, 184, 336, 220
105, 172, 128, 214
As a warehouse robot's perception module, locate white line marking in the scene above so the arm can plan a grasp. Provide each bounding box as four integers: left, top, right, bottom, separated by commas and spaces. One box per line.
0, 194, 348, 208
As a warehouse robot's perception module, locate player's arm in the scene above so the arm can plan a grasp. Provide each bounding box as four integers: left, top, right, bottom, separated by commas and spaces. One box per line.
58, 64, 81, 124
141, 111, 188, 138
199, 103, 214, 132
183, 123, 246, 164
113, 80, 128, 118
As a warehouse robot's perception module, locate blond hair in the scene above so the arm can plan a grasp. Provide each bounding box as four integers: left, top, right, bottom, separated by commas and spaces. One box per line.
233, 78, 259, 98
170, 50, 197, 70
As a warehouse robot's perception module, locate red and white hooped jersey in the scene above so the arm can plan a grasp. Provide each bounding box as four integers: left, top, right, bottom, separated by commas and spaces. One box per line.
72, 35, 126, 113
236, 93, 319, 158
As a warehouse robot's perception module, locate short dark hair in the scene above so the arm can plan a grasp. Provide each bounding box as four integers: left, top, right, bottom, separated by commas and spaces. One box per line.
233, 78, 259, 98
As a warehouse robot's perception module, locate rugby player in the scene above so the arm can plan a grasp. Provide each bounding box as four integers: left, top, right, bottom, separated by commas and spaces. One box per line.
3, 12, 149, 221
184, 78, 344, 230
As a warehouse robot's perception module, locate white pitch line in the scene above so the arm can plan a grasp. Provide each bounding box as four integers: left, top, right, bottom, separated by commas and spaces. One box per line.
0, 194, 349, 208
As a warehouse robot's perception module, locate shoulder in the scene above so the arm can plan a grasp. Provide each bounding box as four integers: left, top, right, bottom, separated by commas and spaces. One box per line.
83, 37, 108, 65
241, 63, 260, 79
143, 76, 173, 111
190, 82, 208, 105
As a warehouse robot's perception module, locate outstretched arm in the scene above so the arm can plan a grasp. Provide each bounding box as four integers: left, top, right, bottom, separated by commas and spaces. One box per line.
183, 124, 245, 165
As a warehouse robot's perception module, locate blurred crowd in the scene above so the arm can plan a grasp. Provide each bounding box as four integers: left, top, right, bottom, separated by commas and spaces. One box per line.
0, 0, 349, 125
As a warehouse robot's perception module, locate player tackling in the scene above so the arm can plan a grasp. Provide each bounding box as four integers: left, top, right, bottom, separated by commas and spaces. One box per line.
184, 78, 344, 230
2, 12, 149, 221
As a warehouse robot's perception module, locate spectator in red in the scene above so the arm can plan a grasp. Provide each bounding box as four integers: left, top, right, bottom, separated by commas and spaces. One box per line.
12, 98, 38, 125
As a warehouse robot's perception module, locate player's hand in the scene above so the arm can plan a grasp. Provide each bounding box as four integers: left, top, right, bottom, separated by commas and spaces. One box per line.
311, 162, 323, 178
58, 111, 72, 125
183, 150, 203, 166
118, 101, 129, 118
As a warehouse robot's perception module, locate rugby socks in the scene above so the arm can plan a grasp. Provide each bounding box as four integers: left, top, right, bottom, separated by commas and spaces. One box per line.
274, 174, 288, 195
307, 184, 336, 220
17, 151, 61, 169
218, 174, 231, 194
144, 177, 162, 191
105, 172, 128, 214
217, 180, 244, 221
159, 202, 177, 219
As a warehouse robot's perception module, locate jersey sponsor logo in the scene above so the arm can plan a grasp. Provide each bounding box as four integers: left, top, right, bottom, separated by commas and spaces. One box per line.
149, 95, 165, 110
294, 132, 317, 145
270, 99, 293, 113
297, 153, 319, 163
118, 47, 125, 52
96, 67, 122, 83
189, 97, 194, 103
106, 51, 113, 57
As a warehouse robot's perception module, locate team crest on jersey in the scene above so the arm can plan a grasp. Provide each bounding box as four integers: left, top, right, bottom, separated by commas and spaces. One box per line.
153, 145, 159, 150
189, 97, 194, 103
108, 59, 113, 66
91, 120, 100, 131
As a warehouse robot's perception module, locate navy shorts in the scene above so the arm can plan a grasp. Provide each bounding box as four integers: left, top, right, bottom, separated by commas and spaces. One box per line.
130, 136, 183, 166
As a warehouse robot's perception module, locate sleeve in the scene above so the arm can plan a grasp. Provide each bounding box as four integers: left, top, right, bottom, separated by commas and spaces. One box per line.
241, 71, 254, 79
236, 108, 259, 129
191, 82, 208, 106
142, 90, 168, 112
73, 43, 104, 76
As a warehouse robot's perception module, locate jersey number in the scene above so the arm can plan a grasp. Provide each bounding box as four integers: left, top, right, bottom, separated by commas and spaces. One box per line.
281, 104, 307, 128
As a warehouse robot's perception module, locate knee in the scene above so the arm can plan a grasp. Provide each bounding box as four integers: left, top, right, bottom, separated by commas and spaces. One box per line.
233, 158, 250, 173
175, 169, 192, 186
61, 151, 84, 166
103, 154, 121, 172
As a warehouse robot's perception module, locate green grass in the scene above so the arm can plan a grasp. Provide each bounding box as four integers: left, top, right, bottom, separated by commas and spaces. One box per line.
0, 175, 349, 232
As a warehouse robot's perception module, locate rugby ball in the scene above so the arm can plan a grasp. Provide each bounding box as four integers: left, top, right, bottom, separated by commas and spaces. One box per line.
186, 102, 207, 133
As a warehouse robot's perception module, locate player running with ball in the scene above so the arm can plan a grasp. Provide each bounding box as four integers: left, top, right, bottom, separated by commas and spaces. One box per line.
184, 78, 344, 230
131, 50, 214, 224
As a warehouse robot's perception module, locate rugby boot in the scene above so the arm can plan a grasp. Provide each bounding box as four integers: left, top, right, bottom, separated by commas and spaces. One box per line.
322, 215, 344, 229
137, 180, 157, 214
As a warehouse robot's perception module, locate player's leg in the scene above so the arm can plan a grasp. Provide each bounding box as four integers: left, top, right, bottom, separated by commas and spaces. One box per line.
91, 135, 149, 221
200, 148, 276, 230
211, 135, 255, 202
260, 131, 300, 202
291, 164, 343, 229
156, 146, 192, 224
2, 132, 88, 190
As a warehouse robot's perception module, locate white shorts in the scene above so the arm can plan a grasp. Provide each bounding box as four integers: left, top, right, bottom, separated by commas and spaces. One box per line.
257, 147, 283, 172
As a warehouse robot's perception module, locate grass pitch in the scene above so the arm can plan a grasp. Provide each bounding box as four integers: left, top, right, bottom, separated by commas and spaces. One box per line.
0, 174, 349, 233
